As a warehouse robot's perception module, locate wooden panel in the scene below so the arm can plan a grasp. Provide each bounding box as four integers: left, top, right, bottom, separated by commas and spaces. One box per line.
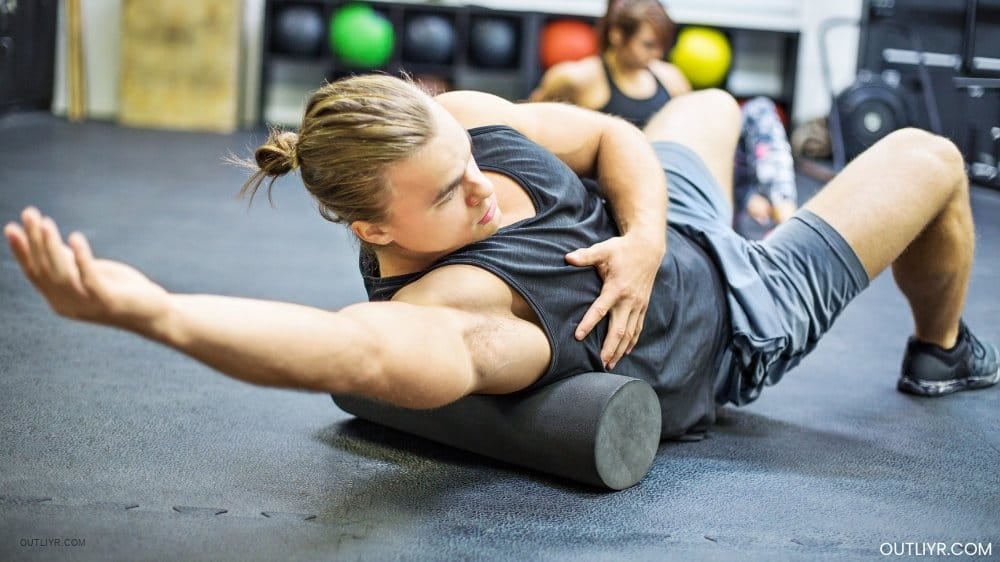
119, 0, 241, 132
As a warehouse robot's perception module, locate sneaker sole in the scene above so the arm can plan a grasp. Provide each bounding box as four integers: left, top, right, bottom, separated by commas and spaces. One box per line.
898, 367, 1000, 396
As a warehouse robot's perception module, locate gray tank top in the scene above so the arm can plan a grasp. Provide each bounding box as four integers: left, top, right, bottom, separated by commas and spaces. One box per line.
361, 126, 729, 438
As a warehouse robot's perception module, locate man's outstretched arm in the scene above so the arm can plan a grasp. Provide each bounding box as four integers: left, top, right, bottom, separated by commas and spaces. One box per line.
3, 207, 527, 410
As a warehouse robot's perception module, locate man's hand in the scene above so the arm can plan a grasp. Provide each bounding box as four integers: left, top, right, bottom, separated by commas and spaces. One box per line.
565, 233, 664, 369
4, 207, 170, 332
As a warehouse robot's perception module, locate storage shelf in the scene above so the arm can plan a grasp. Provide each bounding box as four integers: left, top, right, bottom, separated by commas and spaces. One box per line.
259, 0, 800, 128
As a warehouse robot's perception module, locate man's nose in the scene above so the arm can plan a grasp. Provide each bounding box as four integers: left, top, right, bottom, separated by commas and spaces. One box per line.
466, 177, 493, 206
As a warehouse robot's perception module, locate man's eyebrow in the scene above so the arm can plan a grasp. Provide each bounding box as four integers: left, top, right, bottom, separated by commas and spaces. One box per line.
431, 132, 475, 205
432, 173, 464, 205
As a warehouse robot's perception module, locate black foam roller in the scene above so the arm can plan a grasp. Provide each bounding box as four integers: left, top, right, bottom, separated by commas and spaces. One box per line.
332, 372, 661, 490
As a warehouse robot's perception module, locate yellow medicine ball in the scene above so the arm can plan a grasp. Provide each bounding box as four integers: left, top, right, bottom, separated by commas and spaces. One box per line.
670, 27, 732, 89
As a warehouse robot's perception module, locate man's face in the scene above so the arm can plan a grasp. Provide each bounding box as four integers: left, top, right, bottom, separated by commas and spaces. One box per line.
378, 100, 502, 258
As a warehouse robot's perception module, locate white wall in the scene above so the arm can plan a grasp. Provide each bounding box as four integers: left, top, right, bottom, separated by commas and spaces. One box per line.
795, 0, 864, 122
52, 0, 862, 126
52, 0, 121, 118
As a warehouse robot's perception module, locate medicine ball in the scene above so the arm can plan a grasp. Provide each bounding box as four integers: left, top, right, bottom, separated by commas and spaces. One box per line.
273, 6, 324, 57
404, 14, 456, 65
329, 3, 394, 68
470, 17, 518, 68
540, 19, 598, 69
670, 26, 732, 89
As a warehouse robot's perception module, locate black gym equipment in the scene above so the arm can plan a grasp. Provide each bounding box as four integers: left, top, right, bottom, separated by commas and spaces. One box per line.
820, 17, 943, 170
402, 14, 456, 65
469, 17, 519, 69
848, 0, 1000, 187
955, 76, 1000, 186
956, 0, 1000, 186
272, 5, 325, 57
334, 372, 661, 490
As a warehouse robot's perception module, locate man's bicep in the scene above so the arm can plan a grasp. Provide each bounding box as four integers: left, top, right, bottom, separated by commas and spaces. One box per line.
463, 311, 551, 395
339, 300, 548, 405
338, 301, 480, 408
510, 102, 618, 177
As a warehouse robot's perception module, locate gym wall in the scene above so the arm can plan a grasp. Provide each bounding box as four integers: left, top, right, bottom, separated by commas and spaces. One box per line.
47, 0, 863, 127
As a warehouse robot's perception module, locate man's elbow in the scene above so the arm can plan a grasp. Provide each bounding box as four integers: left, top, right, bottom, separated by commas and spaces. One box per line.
316, 347, 477, 411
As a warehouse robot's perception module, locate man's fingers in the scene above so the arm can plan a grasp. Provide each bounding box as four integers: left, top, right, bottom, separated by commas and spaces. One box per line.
23, 208, 48, 273
68, 232, 96, 292
565, 247, 595, 266
575, 298, 611, 340
5, 222, 36, 279
565, 243, 611, 267
603, 309, 635, 370
627, 312, 646, 355
40, 217, 71, 280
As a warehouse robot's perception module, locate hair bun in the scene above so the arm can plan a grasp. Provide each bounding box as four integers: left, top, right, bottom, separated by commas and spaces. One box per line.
255, 130, 300, 176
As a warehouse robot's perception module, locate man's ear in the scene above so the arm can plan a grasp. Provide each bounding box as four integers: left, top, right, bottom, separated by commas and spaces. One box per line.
351, 220, 393, 246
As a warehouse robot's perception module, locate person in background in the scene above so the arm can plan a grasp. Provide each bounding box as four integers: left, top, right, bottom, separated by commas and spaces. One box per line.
531, 0, 798, 236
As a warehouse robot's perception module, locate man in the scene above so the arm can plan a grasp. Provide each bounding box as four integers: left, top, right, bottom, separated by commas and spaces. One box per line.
5, 75, 997, 440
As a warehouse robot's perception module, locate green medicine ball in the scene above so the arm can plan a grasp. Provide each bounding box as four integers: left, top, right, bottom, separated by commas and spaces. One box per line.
329, 3, 394, 68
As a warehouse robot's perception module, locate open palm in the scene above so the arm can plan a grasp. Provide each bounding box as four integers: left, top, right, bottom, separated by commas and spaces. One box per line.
4, 208, 169, 331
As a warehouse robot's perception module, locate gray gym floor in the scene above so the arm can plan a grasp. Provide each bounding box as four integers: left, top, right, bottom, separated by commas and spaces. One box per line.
1, 113, 997, 561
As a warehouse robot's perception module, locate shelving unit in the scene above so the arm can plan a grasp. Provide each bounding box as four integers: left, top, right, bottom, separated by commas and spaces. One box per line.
258, 0, 800, 127
260, 0, 571, 125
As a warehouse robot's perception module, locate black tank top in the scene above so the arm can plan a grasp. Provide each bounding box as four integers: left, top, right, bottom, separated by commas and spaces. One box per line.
597, 58, 671, 129
361, 126, 728, 438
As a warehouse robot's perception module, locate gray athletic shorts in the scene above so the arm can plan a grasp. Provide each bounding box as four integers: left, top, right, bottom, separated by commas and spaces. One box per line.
652, 141, 870, 406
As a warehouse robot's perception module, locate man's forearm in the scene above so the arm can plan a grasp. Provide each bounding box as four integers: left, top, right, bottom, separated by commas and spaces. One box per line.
139, 295, 478, 408
595, 120, 668, 249
144, 294, 376, 394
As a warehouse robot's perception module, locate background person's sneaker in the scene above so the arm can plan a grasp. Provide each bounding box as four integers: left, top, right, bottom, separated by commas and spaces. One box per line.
898, 322, 1000, 396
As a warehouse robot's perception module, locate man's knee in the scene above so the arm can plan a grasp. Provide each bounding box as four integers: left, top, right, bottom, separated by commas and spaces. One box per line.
883, 128, 964, 174
645, 88, 741, 142
881, 128, 967, 196
693, 88, 742, 122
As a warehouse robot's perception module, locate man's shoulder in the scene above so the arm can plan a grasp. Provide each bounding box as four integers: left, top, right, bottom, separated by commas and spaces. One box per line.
393, 263, 547, 350
436, 90, 529, 132
392, 264, 516, 314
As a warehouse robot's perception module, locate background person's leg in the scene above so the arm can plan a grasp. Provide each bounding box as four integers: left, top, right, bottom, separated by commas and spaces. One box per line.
643, 89, 741, 206
736, 97, 798, 224
802, 128, 972, 349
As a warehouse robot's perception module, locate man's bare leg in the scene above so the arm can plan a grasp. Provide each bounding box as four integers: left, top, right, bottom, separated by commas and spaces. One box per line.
803, 128, 998, 395
803, 128, 972, 348
643, 89, 742, 207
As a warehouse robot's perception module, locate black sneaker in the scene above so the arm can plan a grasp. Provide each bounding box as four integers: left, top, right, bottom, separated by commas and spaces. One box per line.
898, 322, 1000, 396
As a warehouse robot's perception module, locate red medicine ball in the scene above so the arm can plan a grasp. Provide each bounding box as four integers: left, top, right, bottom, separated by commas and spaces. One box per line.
540, 19, 598, 69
